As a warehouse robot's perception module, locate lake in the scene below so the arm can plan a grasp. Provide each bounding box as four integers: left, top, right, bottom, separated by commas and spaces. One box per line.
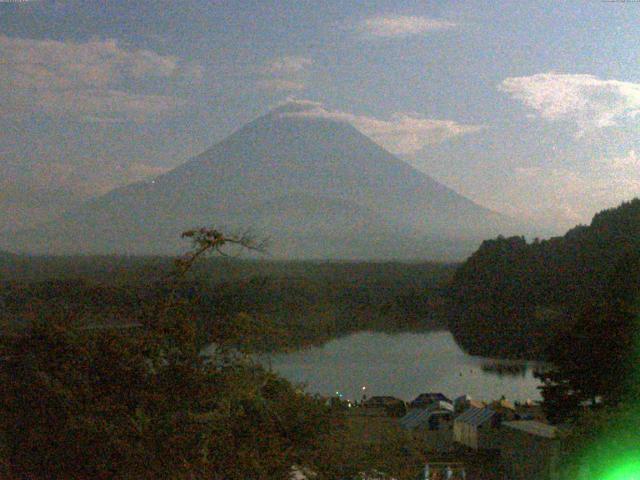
261, 331, 544, 404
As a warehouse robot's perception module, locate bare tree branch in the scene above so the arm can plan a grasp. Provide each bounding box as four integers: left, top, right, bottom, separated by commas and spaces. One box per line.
174, 228, 269, 278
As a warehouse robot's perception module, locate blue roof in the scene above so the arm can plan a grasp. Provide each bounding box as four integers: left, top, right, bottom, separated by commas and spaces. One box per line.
454, 407, 496, 427
400, 409, 432, 429
399, 406, 453, 430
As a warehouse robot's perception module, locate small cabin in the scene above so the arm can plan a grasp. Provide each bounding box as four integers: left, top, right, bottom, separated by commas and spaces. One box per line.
400, 401, 454, 432
515, 399, 546, 422
453, 407, 500, 450
400, 402, 455, 452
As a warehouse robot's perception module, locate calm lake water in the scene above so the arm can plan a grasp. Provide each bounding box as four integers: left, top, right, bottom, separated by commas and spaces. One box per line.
261, 331, 543, 403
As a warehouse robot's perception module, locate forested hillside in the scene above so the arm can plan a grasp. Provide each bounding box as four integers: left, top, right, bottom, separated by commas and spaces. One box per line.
447, 198, 640, 359
1, 257, 454, 352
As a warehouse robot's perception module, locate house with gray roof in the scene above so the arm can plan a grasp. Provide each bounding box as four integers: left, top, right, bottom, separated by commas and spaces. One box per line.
399, 401, 454, 432
453, 407, 500, 450
400, 401, 455, 453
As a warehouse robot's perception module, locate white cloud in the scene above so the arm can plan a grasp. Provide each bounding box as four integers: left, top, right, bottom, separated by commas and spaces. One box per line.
257, 79, 306, 91
357, 15, 456, 38
261, 56, 312, 75
281, 101, 485, 154
609, 149, 640, 170
0, 35, 200, 121
500, 73, 640, 133
506, 150, 640, 227
257, 55, 312, 92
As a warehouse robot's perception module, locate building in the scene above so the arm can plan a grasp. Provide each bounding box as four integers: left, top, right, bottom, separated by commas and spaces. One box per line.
409, 392, 452, 409
400, 402, 455, 453
364, 396, 404, 408
453, 407, 500, 450
400, 401, 454, 432
499, 421, 560, 480
489, 398, 517, 421
453, 395, 485, 414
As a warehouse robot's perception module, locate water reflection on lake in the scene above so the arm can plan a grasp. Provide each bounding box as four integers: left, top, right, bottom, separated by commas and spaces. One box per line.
261, 331, 543, 403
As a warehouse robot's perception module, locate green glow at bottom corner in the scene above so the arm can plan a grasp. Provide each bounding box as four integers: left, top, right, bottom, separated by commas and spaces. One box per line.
599, 460, 640, 480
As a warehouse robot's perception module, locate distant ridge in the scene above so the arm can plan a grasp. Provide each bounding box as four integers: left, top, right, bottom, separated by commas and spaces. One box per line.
2, 101, 520, 260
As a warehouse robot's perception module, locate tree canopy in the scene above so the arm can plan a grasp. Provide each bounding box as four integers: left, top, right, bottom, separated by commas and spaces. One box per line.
536, 251, 640, 424
0, 229, 435, 479
448, 198, 640, 359
0, 230, 334, 479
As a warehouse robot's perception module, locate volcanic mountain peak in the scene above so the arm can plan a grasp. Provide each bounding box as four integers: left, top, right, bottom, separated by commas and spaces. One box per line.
2, 103, 520, 259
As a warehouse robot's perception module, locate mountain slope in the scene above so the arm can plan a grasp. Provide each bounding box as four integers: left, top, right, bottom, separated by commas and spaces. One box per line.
2, 102, 519, 259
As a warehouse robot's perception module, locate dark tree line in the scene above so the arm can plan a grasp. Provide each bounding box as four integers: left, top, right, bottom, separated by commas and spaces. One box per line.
1, 259, 453, 353
537, 251, 640, 424
447, 198, 640, 359
447, 199, 640, 477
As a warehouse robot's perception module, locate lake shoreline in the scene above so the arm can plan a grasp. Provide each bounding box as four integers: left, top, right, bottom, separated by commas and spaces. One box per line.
250, 330, 545, 403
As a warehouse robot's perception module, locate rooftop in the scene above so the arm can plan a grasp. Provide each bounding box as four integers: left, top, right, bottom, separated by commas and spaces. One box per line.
411, 392, 451, 405
454, 407, 496, 427
502, 420, 558, 439
399, 407, 451, 430
426, 401, 454, 413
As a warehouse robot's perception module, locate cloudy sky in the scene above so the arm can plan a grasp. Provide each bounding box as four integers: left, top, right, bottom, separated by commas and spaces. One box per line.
0, 0, 638, 233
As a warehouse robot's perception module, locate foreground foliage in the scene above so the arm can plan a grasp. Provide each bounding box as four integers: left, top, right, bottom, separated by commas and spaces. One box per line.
0, 230, 333, 479
0, 229, 432, 479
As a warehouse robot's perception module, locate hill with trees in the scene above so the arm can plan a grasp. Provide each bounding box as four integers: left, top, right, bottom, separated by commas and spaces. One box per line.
447, 198, 640, 359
